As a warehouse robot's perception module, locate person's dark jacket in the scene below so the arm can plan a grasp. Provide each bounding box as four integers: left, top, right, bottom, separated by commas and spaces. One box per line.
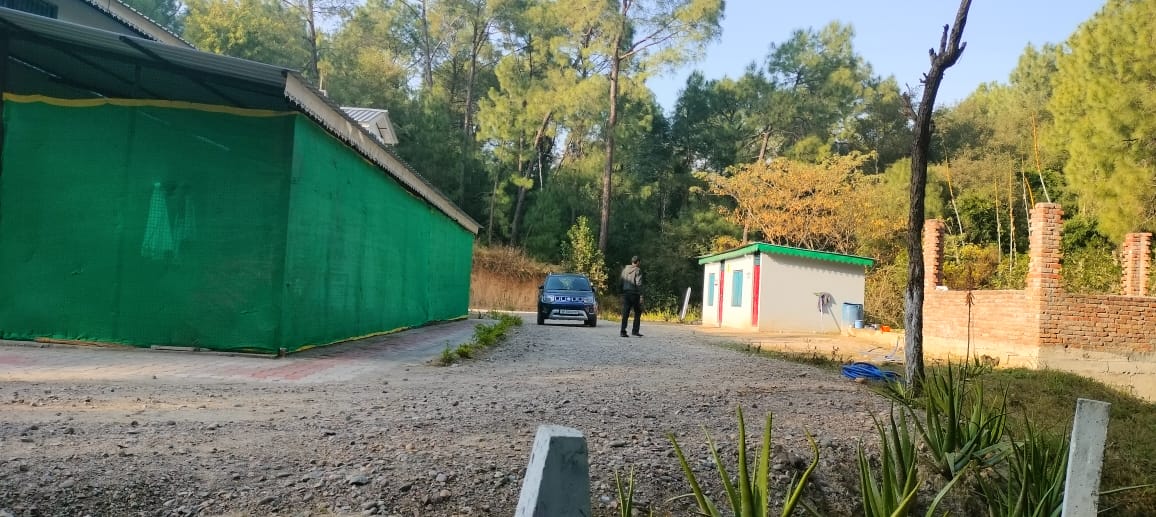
621, 264, 642, 294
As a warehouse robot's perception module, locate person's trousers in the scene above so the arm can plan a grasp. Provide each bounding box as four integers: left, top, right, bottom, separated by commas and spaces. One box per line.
620, 292, 642, 334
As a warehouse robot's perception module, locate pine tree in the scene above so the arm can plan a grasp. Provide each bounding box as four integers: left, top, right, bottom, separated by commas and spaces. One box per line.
561, 216, 608, 293
1050, 0, 1156, 239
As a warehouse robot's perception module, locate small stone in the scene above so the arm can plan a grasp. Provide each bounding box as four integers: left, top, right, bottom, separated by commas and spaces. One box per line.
347, 474, 370, 486
59, 479, 76, 489
435, 473, 447, 483
258, 496, 276, 505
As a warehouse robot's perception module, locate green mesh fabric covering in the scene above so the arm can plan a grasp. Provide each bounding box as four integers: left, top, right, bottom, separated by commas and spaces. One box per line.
0, 96, 473, 353
279, 117, 474, 350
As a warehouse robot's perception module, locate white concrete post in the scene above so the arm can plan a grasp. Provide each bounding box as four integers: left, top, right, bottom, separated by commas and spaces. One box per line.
1062, 398, 1112, 517
515, 425, 590, 517
679, 287, 692, 321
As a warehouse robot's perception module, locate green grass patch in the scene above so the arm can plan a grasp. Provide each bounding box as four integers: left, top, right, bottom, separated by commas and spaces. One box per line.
722, 341, 1155, 515
435, 312, 523, 366
977, 368, 1156, 515
598, 296, 702, 324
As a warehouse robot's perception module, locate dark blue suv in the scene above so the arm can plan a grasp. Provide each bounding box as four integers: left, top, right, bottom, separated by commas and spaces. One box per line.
537, 273, 598, 326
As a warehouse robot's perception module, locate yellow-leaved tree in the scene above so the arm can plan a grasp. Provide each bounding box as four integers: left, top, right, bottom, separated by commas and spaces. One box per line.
700, 152, 875, 255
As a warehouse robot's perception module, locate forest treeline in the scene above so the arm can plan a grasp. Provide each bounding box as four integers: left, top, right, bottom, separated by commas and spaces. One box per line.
130, 0, 1156, 324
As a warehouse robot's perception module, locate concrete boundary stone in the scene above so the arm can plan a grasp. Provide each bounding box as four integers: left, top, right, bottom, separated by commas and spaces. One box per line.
515, 424, 590, 517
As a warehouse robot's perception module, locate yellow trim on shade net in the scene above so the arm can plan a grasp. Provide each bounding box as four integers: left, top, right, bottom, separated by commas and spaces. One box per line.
1, 93, 294, 118
290, 315, 469, 353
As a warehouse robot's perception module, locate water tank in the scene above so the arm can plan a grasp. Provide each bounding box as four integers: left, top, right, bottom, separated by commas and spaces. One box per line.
842, 302, 864, 327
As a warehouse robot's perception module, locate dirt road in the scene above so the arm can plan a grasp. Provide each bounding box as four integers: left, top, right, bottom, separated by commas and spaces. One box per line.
1, 317, 888, 516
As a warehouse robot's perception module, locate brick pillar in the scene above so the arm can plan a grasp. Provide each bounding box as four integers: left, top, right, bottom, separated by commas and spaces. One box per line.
924, 219, 946, 290
1121, 232, 1152, 296
1027, 203, 1064, 296
1027, 203, 1063, 349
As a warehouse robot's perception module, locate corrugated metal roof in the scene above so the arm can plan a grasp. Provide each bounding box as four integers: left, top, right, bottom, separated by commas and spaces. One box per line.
698, 242, 875, 268
1, 7, 287, 85
341, 107, 386, 123
80, 0, 193, 47
340, 107, 399, 145
0, 6, 481, 234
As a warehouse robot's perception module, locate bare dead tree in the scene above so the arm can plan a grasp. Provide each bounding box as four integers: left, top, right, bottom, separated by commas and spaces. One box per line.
905, 0, 973, 392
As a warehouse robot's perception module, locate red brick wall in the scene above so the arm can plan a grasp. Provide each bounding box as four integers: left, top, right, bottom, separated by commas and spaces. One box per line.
922, 203, 1156, 357
1043, 293, 1156, 353
924, 290, 1035, 347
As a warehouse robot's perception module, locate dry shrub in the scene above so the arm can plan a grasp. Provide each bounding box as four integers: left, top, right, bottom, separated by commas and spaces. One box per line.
472, 245, 554, 280
865, 252, 906, 329
470, 246, 558, 311
470, 271, 540, 311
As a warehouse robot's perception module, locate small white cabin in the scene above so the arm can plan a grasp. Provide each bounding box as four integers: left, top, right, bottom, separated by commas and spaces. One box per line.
699, 242, 874, 333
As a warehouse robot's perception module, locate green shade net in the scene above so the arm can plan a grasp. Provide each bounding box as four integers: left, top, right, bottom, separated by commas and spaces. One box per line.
279, 118, 473, 350
0, 97, 473, 353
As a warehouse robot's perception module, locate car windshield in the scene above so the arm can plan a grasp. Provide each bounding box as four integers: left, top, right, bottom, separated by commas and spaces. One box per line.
545, 275, 591, 291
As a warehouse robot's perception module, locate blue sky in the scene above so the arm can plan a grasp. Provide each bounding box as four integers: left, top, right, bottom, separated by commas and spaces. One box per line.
646, 0, 1105, 112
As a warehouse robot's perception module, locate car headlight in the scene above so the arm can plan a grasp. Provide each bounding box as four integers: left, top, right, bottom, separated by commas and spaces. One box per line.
582, 295, 595, 304
541, 295, 555, 303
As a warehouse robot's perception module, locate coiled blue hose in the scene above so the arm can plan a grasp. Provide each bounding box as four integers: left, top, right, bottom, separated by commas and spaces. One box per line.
841, 362, 900, 383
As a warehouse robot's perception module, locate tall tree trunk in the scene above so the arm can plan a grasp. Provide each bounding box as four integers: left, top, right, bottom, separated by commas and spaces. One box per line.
1031, 113, 1052, 203
905, 0, 972, 393
533, 111, 552, 186
487, 172, 498, 245
459, 15, 487, 207
995, 184, 1003, 265
508, 112, 553, 244
944, 158, 964, 236
509, 134, 526, 242
420, 0, 434, 91
757, 130, 771, 162
599, 35, 622, 253
1009, 179, 1016, 264
305, 0, 320, 82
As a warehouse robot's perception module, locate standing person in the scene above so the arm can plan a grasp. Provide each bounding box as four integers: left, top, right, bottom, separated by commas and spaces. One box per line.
620, 256, 643, 337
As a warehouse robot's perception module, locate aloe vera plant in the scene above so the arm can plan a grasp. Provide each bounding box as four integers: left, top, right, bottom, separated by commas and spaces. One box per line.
669, 406, 819, 517
859, 406, 969, 517
859, 409, 920, 517
978, 420, 1068, 517
911, 362, 1008, 479
615, 467, 654, 517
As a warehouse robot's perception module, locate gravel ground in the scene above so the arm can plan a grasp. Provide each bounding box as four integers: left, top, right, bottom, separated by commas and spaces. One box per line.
0, 318, 891, 516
